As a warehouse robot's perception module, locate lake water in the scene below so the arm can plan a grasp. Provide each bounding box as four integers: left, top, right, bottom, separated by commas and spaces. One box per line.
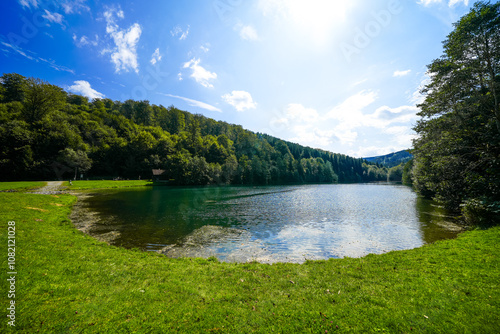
77, 183, 462, 263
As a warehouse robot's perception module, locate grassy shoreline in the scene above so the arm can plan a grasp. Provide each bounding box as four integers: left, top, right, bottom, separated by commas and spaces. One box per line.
0, 181, 47, 192
62, 180, 152, 190
0, 182, 499, 333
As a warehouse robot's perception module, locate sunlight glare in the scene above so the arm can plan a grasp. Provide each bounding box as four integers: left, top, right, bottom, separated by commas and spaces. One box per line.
262, 0, 355, 46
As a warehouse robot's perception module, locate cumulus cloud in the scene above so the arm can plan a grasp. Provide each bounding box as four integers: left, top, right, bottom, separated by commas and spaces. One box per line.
393, 69, 411, 77
285, 103, 319, 123
67, 80, 105, 100
160, 93, 221, 112
104, 8, 142, 73
222, 91, 257, 112
325, 90, 378, 128
183, 58, 217, 88
272, 90, 419, 152
150, 48, 162, 65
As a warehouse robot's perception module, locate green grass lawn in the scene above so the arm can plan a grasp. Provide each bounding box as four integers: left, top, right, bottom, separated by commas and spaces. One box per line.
0, 186, 498, 333
62, 179, 152, 190
0, 181, 46, 192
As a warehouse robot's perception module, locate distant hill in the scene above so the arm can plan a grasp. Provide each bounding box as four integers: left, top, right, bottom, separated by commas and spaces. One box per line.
364, 150, 413, 168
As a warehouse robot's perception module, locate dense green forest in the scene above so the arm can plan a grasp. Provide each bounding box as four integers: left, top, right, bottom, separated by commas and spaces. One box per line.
411, 1, 500, 224
0, 73, 389, 185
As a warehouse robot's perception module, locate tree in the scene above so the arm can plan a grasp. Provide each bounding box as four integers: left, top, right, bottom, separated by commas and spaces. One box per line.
58, 148, 92, 180
1, 73, 27, 103
22, 77, 66, 123
412, 1, 500, 220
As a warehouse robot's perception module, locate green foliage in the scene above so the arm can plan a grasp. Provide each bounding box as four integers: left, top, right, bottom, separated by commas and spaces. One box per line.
402, 159, 414, 185
412, 1, 500, 216
22, 77, 66, 123
461, 198, 500, 226
0, 73, 385, 184
58, 148, 92, 180
387, 164, 404, 182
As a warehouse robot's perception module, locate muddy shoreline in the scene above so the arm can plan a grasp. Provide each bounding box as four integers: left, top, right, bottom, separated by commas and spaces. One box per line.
69, 191, 123, 244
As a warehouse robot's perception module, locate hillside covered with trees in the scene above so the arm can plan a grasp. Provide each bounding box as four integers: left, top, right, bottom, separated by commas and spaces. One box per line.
0, 73, 388, 185
411, 1, 500, 224
364, 150, 413, 168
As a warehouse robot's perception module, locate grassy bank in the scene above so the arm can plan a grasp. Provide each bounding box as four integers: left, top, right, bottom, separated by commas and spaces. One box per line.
62, 180, 152, 190
0, 181, 46, 192
0, 187, 499, 333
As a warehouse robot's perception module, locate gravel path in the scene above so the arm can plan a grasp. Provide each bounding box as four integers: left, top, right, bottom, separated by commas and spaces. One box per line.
30, 181, 66, 195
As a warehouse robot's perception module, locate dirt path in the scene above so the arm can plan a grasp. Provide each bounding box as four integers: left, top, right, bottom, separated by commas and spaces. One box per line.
30, 181, 65, 194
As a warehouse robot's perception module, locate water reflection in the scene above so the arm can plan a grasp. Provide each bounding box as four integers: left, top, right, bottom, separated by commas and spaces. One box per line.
76, 184, 463, 263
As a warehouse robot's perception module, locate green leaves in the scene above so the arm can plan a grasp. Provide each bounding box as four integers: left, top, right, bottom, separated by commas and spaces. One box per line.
413, 1, 500, 215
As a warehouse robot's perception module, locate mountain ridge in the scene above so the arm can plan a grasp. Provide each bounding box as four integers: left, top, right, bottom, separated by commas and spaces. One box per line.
363, 150, 413, 168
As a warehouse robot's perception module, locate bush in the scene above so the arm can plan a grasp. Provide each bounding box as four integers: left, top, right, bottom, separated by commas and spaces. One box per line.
461, 198, 500, 226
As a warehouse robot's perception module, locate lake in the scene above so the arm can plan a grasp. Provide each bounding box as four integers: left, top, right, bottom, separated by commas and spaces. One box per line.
74, 183, 462, 263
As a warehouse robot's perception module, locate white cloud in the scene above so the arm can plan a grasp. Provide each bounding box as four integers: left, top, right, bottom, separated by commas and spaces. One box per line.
266, 89, 419, 155
18, 0, 38, 9
285, 103, 319, 123
150, 48, 162, 65
222, 91, 257, 112
67, 80, 105, 100
183, 58, 217, 88
104, 8, 142, 73
62, 0, 90, 14
417, 0, 441, 6
350, 145, 402, 158
160, 93, 221, 112
449, 0, 469, 6
410, 73, 431, 105
290, 124, 336, 148
236, 24, 259, 41
42, 10, 64, 26
73, 34, 98, 47
1, 42, 74, 73
200, 43, 210, 53
393, 69, 411, 77
170, 25, 189, 40
38, 57, 75, 73
271, 103, 335, 147
417, 0, 469, 6
325, 90, 378, 126
1, 42, 35, 60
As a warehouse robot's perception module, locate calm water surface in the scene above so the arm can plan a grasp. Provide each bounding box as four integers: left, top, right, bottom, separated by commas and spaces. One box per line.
80, 184, 462, 263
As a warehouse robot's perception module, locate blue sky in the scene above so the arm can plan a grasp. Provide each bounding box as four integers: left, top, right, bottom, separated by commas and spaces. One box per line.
0, 0, 477, 157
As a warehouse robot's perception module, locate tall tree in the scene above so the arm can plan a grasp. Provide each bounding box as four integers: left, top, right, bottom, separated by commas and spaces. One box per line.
22, 77, 66, 123
412, 1, 500, 222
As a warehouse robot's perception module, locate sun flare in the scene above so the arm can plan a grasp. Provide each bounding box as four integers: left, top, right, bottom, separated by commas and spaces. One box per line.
260, 0, 356, 45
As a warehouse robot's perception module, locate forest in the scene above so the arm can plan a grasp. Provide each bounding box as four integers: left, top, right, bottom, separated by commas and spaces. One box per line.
0, 73, 390, 185
410, 1, 500, 224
